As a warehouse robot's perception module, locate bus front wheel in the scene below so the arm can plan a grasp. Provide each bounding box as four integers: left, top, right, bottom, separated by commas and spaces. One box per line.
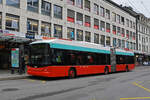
68, 68, 76, 79
104, 67, 109, 75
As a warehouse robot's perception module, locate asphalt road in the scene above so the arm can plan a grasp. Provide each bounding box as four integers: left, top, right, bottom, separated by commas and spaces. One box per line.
1, 66, 150, 100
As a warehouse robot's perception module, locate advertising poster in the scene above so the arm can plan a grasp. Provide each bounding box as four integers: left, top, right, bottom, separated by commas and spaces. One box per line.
11, 48, 19, 68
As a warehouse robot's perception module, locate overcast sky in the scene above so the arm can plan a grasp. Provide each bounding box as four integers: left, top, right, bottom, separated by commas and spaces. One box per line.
112, 0, 150, 18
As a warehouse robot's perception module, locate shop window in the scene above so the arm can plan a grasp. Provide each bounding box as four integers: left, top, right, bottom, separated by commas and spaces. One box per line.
67, 9, 75, 23
100, 21, 105, 32
85, 31, 91, 42
54, 5, 62, 19
106, 9, 110, 19
6, 14, 19, 31
106, 37, 110, 46
67, 0, 75, 5
112, 12, 116, 22
94, 18, 99, 29
76, 0, 83, 8
67, 27, 75, 40
106, 23, 110, 33
27, 0, 39, 12
116, 14, 120, 23
94, 3, 99, 15
84, 0, 90, 12
0, 13, 1, 29
117, 27, 121, 36
76, 29, 83, 41
41, 0, 51, 16
126, 30, 129, 38
113, 38, 117, 47
54, 24, 62, 38
41, 22, 51, 37
121, 28, 125, 37
100, 35, 105, 46
112, 25, 116, 34
121, 16, 125, 25
85, 15, 90, 27
6, 0, 20, 8
94, 33, 99, 44
27, 18, 38, 35
76, 12, 83, 25
100, 6, 105, 17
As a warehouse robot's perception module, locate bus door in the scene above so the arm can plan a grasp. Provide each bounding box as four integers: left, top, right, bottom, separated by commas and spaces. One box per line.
110, 48, 116, 72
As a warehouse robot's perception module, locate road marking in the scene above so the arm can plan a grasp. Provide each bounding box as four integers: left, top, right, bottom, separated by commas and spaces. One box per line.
120, 97, 150, 100
132, 82, 150, 93
42, 81, 46, 84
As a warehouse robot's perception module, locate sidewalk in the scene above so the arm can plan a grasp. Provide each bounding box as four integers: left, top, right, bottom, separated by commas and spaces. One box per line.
0, 70, 29, 81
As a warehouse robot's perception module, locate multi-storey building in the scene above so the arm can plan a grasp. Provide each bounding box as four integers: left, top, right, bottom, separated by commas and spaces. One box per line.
0, 0, 136, 70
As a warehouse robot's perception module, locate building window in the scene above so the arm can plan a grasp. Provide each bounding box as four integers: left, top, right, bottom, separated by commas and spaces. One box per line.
106, 23, 110, 33
106, 9, 110, 19
6, 0, 20, 8
0, 13, 1, 29
112, 25, 116, 34
85, 15, 90, 27
133, 32, 136, 40
41, 22, 51, 37
67, 9, 75, 23
126, 30, 129, 38
84, 0, 90, 12
76, 0, 83, 8
100, 21, 105, 32
6, 14, 19, 31
130, 20, 132, 28
133, 22, 136, 29
126, 41, 129, 49
54, 24, 62, 38
130, 31, 132, 40
113, 38, 117, 47
118, 39, 121, 48
67, 0, 75, 5
100, 6, 105, 17
100, 35, 105, 46
76, 12, 83, 25
117, 27, 121, 36
27, 0, 39, 12
106, 37, 110, 46
94, 18, 99, 29
121, 28, 125, 37
116, 14, 120, 23
85, 31, 91, 42
67, 27, 75, 40
76, 29, 83, 41
0, 0, 2, 3
54, 5, 62, 19
27, 19, 38, 35
126, 19, 129, 27
94, 33, 99, 44
112, 12, 116, 22
121, 16, 125, 25
122, 40, 125, 48
94, 3, 99, 15
41, 0, 51, 16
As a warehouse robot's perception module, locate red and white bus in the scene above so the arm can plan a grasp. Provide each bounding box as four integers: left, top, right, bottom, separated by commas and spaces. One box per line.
27, 39, 135, 78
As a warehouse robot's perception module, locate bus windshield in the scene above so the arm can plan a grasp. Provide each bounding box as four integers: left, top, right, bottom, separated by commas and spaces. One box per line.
29, 43, 51, 67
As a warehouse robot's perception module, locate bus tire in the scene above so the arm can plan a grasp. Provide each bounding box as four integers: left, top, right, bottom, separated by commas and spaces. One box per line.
125, 66, 129, 72
104, 67, 109, 75
68, 68, 76, 79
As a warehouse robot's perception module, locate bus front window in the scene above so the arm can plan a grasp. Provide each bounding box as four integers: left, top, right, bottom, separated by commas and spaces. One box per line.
29, 43, 51, 67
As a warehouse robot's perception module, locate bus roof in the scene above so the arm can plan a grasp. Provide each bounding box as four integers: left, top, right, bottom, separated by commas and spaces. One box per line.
31, 39, 134, 56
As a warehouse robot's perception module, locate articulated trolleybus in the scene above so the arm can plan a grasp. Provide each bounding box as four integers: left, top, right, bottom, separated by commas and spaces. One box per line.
27, 39, 135, 78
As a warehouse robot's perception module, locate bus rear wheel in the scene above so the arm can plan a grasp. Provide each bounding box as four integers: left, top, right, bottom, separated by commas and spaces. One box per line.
104, 67, 109, 75
125, 66, 129, 72
68, 68, 76, 79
